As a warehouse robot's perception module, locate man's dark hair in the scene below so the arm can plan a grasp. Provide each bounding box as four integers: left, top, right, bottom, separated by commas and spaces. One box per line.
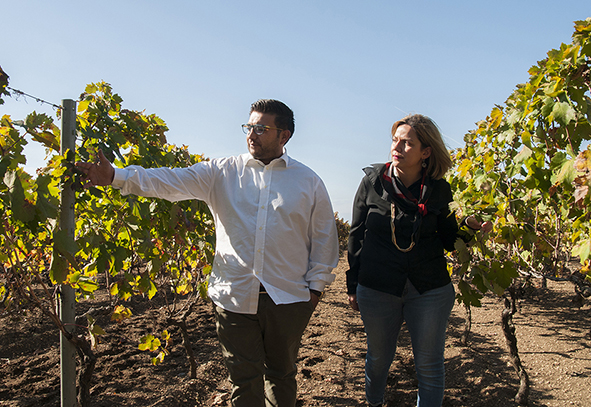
250, 99, 295, 136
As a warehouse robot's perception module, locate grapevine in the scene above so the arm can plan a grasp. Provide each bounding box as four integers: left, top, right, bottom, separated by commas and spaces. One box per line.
1, 77, 215, 404
447, 18, 591, 404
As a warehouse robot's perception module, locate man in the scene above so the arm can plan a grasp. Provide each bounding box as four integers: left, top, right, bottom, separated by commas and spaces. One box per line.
76, 99, 339, 407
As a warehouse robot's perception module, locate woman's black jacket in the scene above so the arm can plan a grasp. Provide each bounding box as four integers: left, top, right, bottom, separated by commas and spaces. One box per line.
346, 163, 470, 297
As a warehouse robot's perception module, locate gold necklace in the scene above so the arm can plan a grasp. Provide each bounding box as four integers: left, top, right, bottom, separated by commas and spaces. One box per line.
390, 203, 415, 252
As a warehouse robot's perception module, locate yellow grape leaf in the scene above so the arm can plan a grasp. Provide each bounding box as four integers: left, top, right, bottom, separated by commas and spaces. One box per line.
555, 157, 576, 184
198, 281, 209, 300
147, 280, 157, 299
90, 324, 106, 336
545, 78, 565, 97
520, 130, 532, 148
514, 145, 532, 163
572, 239, 591, 263
151, 352, 166, 365
139, 334, 161, 352
77, 99, 90, 112
483, 152, 495, 172
581, 241, 591, 263
490, 107, 503, 129
574, 150, 591, 172
111, 305, 133, 322
457, 158, 472, 178
573, 175, 590, 205
176, 283, 191, 295
49, 252, 69, 284
84, 83, 99, 94
447, 262, 454, 277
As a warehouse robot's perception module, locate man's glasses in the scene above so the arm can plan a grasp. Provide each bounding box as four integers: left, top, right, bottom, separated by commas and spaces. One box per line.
242, 124, 284, 136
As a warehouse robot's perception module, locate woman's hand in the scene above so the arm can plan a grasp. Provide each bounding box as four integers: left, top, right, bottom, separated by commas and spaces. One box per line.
348, 294, 359, 311
466, 215, 493, 234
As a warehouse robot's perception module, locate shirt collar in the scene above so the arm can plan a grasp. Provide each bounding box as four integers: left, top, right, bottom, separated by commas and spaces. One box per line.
245, 148, 290, 168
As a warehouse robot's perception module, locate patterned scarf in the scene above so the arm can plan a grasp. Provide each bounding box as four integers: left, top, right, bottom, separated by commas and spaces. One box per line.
383, 163, 431, 252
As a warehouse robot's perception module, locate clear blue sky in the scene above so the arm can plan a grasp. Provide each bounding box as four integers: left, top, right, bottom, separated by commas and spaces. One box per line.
2, 1, 589, 221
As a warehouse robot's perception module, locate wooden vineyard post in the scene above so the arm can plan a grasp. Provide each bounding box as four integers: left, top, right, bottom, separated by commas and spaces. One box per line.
59, 99, 77, 407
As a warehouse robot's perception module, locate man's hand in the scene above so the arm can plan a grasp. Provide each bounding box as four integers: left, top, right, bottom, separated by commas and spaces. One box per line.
310, 290, 324, 310
75, 150, 115, 188
310, 291, 321, 309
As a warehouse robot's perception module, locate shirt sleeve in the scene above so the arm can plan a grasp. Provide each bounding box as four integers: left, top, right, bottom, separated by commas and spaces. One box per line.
111, 161, 216, 203
346, 177, 369, 295
304, 179, 339, 292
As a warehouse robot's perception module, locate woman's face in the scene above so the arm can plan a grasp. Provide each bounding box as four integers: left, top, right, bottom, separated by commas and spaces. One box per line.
390, 124, 431, 173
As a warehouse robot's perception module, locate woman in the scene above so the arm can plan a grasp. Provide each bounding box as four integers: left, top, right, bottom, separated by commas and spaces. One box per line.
347, 114, 491, 407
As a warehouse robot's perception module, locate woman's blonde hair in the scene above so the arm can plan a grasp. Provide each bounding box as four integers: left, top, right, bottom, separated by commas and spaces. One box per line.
391, 114, 452, 180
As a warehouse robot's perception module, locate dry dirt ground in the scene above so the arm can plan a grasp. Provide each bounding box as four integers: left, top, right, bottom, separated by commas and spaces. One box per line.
1, 258, 590, 406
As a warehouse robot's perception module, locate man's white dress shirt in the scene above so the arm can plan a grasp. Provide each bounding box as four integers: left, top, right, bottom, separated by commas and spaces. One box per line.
112, 151, 338, 314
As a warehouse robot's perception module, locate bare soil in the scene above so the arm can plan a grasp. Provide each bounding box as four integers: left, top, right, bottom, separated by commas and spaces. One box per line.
1, 259, 590, 406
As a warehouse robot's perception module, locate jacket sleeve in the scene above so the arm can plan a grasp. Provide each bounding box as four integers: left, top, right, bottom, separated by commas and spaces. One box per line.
436, 180, 475, 251
436, 180, 461, 252
346, 177, 369, 295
